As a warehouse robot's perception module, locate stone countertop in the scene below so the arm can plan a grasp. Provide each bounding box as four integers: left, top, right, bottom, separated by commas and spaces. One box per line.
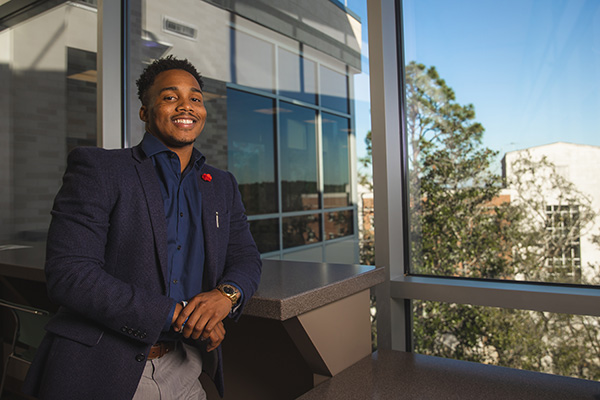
243, 259, 386, 321
0, 245, 386, 321
297, 349, 600, 400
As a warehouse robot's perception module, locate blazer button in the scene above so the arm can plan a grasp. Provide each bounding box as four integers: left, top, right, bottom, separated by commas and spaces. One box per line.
135, 354, 145, 362
140, 332, 147, 339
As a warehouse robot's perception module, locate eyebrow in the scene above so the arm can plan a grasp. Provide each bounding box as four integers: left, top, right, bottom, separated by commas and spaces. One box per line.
159, 86, 203, 94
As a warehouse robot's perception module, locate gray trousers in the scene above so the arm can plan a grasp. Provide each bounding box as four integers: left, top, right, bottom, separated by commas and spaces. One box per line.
132, 342, 207, 400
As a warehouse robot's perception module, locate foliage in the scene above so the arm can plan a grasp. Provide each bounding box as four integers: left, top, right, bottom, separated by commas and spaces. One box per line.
398, 61, 600, 380
358, 130, 373, 191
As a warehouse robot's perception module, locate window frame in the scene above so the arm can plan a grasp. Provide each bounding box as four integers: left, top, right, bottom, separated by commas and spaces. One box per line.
368, 0, 600, 353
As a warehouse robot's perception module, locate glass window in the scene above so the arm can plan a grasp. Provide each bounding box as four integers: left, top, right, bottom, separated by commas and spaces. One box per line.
325, 210, 354, 240
227, 89, 277, 215
322, 113, 351, 208
132, 0, 361, 262
249, 218, 279, 253
413, 300, 600, 381
283, 214, 321, 249
320, 65, 348, 113
278, 48, 317, 104
233, 29, 275, 93
0, 2, 97, 244
403, 0, 600, 286
279, 102, 318, 212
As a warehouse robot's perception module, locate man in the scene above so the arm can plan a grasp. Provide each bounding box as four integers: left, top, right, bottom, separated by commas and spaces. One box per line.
23, 56, 262, 399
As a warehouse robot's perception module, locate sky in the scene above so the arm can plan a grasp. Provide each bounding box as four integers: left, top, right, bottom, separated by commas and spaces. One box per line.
350, 0, 600, 165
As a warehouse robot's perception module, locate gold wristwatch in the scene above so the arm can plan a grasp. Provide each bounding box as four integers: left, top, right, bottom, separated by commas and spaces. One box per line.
216, 284, 240, 306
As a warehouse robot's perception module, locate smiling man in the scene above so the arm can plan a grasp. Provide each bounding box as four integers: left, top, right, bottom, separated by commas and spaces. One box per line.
23, 56, 262, 400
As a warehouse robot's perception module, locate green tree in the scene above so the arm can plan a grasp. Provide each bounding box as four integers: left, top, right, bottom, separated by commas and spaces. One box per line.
404, 61, 600, 380
358, 130, 373, 191
406, 61, 513, 279
358, 130, 375, 266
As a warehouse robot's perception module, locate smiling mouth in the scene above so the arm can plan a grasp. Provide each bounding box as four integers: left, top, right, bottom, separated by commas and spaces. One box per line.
173, 118, 195, 124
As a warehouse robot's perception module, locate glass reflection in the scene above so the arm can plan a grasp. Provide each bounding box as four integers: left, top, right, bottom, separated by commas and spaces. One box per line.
278, 48, 317, 104
227, 89, 277, 215
280, 102, 318, 212
320, 65, 348, 113
325, 210, 354, 240
283, 214, 321, 249
322, 113, 350, 208
233, 29, 275, 93
0, 3, 97, 243
249, 218, 279, 253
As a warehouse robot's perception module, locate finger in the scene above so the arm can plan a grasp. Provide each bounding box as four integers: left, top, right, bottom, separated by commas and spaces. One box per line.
174, 301, 195, 331
204, 320, 225, 342
190, 314, 211, 340
207, 327, 225, 352
171, 302, 183, 326
183, 309, 207, 339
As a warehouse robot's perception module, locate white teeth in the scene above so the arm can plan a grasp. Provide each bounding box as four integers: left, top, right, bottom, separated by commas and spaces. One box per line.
174, 119, 194, 124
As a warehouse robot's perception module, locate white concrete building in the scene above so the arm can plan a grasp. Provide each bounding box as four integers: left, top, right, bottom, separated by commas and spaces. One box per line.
502, 142, 600, 283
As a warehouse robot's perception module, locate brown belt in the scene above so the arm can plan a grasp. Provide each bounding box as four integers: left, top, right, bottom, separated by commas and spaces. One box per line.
148, 341, 177, 360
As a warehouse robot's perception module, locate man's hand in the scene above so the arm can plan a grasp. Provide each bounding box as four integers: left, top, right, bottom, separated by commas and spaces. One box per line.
171, 301, 183, 324
206, 321, 226, 352
172, 289, 232, 344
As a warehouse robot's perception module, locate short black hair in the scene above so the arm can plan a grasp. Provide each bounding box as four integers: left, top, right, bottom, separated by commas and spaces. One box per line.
136, 55, 204, 104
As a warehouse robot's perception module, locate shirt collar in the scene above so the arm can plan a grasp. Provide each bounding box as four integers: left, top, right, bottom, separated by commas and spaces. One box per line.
141, 132, 206, 170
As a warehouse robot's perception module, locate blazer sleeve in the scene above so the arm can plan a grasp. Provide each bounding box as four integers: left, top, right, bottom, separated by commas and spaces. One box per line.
217, 171, 262, 320
44, 147, 173, 345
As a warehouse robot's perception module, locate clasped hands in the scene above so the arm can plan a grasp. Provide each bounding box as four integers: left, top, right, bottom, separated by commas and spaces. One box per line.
171, 289, 232, 352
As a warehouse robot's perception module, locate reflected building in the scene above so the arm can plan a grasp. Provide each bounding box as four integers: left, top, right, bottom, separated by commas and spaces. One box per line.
0, 0, 362, 264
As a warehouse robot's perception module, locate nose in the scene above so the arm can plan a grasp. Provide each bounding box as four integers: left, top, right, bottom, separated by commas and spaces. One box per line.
176, 98, 192, 111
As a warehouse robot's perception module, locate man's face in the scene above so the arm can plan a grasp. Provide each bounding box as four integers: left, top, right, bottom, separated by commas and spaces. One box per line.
139, 69, 207, 149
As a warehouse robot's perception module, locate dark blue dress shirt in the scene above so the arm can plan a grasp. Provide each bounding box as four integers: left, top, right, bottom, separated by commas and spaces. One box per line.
142, 133, 206, 332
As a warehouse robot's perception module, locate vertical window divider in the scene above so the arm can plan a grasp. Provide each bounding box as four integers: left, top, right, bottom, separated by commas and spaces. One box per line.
315, 109, 325, 258
275, 96, 284, 257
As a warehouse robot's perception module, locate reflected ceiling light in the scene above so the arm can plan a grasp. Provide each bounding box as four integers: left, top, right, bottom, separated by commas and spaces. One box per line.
203, 92, 225, 101
142, 30, 172, 62
254, 107, 293, 114
67, 70, 97, 83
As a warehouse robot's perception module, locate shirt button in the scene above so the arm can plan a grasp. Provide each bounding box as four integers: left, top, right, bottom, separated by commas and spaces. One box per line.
177, 245, 181, 250
180, 212, 184, 217
173, 279, 178, 284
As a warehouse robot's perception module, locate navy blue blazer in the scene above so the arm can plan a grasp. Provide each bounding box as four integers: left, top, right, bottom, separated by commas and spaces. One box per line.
23, 144, 262, 399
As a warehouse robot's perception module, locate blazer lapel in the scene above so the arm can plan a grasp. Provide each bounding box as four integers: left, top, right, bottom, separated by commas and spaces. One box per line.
132, 145, 170, 290
198, 169, 219, 287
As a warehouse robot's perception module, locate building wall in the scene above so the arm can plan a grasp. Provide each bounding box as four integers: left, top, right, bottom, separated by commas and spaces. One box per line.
503, 142, 600, 282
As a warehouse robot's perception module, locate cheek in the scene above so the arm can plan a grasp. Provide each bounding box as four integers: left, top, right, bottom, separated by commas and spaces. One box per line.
199, 106, 207, 120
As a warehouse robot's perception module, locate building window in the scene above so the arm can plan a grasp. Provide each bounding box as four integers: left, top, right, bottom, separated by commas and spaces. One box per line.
0, 2, 97, 244
545, 205, 581, 275
280, 103, 318, 212
127, 0, 361, 261
227, 89, 277, 216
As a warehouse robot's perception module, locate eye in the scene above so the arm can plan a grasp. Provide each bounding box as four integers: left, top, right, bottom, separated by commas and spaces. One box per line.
164, 95, 176, 101
191, 97, 203, 103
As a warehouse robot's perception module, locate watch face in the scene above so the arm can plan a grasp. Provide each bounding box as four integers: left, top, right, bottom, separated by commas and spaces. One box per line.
223, 286, 235, 295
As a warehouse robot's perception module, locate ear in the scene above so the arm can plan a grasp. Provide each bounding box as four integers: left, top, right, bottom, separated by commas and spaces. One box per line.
139, 105, 148, 122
